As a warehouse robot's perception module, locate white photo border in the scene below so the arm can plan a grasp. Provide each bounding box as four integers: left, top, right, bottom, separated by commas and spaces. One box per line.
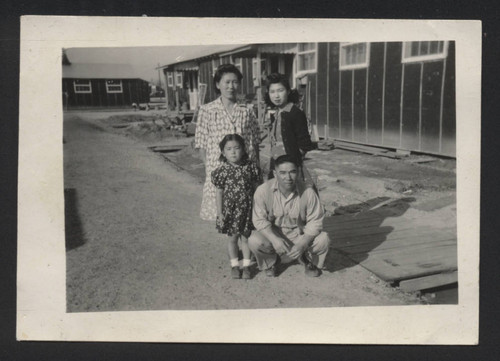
17, 16, 481, 344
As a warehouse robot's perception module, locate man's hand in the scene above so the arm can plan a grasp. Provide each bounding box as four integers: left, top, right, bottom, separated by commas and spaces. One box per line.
287, 239, 308, 260
287, 235, 314, 260
270, 237, 291, 256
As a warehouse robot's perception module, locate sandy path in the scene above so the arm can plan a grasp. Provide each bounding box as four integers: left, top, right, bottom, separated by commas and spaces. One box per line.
64, 114, 421, 312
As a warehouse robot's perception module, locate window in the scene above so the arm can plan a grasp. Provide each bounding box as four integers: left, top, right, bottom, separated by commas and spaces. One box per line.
167, 72, 173, 87
252, 57, 267, 86
296, 43, 317, 75
176, 72, 183, 88
73, 79, 92, 93
233, 57, 243, 73
402, 41, 448, 63
252, 58, 267, 76
105, 79, 123, 93
212, 59, 219, 76
339, 42, 370, 70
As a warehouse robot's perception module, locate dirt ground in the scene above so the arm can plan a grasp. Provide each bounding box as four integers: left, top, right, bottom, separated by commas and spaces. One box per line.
64, 109, 456, 312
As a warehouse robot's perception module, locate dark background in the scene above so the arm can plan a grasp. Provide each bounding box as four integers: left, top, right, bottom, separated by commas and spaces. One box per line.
1, 0, 499, 360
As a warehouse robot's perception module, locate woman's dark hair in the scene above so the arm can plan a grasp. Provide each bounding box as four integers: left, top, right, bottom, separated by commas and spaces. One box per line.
218, 133, 249, 163
213, 64, 243, 95
264, 72, 300, 107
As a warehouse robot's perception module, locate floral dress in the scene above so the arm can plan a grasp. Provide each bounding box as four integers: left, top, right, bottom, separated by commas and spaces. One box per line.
194, 97, 261, 221
211, 160, 262, 237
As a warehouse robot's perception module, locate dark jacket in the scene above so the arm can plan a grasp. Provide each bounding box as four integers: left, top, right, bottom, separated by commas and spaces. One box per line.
271, 104, 316, 164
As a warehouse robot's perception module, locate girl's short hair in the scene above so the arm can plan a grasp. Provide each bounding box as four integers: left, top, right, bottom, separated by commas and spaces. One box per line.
213, 64, 243, 95
218, 133, 249, 162
264, 72, 300, 106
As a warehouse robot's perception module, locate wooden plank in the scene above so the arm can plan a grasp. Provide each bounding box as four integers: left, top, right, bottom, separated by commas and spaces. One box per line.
329, 222, 454, 238
336, 144, 400, 159
334, 142, 390, 153
398, 271, 458, 292
335, 140, 390, 152
407, 157, 437, 164
350, 244, 457, 281
332, 232, 455, 253
336, 237, 456, 256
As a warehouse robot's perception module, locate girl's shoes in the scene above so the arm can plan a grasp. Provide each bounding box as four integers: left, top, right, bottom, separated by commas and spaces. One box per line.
231, 266, 241, 279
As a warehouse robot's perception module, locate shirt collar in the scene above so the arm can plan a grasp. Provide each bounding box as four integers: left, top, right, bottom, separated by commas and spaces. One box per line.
218, 96, 244, 111
279, 102, 294, 113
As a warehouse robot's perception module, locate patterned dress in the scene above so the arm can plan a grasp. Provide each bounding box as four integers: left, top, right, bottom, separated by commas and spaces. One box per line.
194, 97, 261, 221
211, 160, 262, 237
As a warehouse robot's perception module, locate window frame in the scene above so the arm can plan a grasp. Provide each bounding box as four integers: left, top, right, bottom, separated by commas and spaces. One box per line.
73, 79, 92, 94
233, 57, 243, 73
401, 41, 449, 63
252, 57, 267, 76
175, 72, 183, 88
105, 79, 123, 94
167, 72, 174, 87
295, 42, 318, 77
339, 42, 370, 71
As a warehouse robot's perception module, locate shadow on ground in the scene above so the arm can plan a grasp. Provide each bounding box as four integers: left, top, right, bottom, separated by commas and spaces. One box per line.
323, 197, 415, 273
64, 188, 86, 251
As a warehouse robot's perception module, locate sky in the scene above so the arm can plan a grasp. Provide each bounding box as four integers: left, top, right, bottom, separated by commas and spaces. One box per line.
65, 45, 244, 85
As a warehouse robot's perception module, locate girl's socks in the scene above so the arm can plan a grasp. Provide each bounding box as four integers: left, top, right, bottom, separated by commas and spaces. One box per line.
230, 258, 239, 268
242, 259, 251, 267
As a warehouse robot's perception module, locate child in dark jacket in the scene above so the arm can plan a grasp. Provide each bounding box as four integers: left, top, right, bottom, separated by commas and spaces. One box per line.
265, 73, 317, 187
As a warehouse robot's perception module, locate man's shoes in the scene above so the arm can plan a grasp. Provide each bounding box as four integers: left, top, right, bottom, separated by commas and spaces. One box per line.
231, 266, 241, 279
304, 262, 321, 277
265, 257, 280, 277
242, 266, 252, 280
265, 265, 277, 277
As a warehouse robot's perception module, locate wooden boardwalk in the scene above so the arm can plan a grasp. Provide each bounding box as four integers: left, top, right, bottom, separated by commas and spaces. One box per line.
323, 200, 457, 292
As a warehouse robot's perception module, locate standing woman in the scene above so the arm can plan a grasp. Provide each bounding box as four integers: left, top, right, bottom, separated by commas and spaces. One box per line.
265, 72, 317, 186
195, 64, 261, 221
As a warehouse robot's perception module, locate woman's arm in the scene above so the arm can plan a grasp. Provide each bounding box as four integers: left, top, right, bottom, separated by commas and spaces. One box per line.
294, 108, 316, 153
199, 148, 207, 166
194, 106, 209, 164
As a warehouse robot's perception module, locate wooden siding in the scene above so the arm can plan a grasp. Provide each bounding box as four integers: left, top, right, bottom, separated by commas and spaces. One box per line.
441, 42, 456, 156
383, 42, 403, 148
324, 41, 455, 157
315, 43, 328, 138
63, 78, 149, 108
367, 43, 385, 144
401, 62, 421, 150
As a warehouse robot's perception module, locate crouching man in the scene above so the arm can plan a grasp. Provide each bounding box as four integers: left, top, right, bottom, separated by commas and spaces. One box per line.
249, 154, 331, 277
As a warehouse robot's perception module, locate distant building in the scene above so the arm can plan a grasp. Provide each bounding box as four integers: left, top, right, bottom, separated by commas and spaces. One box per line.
62, 52, 149, 109
159, 42, 455, 157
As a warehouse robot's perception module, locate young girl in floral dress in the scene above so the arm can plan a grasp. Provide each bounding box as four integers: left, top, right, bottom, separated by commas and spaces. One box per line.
211, 134, 262, 279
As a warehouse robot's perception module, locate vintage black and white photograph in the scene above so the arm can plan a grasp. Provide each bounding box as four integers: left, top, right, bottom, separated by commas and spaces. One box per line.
17, 17, 480, 343
62, 41, 457, 312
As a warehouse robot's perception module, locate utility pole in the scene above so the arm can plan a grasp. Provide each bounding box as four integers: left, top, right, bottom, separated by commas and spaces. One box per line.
157, 63, 163, 101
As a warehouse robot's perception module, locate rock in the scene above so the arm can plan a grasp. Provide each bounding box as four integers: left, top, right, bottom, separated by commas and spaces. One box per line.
384, 180, 407, 193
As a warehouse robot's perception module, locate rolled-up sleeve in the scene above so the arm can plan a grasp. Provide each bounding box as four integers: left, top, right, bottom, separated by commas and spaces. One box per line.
252, 184, 272, 231
303, 188, 324, 237
194, 106, 208, 149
